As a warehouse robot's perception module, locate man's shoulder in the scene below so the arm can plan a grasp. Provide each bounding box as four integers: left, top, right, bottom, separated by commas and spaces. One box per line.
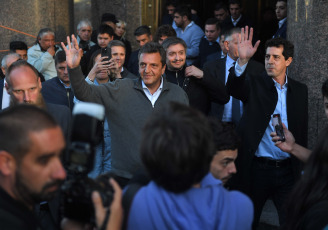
288, 76, 308, 91
46, 102, 71, 114
204, 57, 225, 70
42, 77, 60, 87
27, 44, 40, 53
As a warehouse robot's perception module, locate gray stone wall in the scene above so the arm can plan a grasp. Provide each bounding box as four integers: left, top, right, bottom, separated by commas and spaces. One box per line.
288, 0, 328, 148
0, 0, 73, 60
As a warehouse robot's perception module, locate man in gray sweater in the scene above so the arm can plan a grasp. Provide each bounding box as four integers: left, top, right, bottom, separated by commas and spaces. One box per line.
62, 36, 189, 186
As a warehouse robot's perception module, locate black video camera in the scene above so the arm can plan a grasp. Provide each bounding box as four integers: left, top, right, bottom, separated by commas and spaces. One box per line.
61, 102, 113, 224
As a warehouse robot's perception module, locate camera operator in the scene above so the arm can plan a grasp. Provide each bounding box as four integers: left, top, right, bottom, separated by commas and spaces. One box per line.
0, 105, 122, 230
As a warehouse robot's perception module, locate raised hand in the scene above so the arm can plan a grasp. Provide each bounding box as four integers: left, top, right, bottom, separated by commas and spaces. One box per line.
61, 35, 83, 69
238, 26, 260, 66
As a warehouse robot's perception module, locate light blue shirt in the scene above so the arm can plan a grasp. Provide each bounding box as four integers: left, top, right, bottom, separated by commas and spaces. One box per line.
205, 35, 220, 45
142, 77, 163, 107
174, 21, 204, 65
235, 61, 290, 159
222, 56, 243, 122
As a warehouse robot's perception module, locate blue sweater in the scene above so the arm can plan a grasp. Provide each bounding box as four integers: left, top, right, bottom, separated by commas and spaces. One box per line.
127, 173, 253, 230
174, 21, 204, 66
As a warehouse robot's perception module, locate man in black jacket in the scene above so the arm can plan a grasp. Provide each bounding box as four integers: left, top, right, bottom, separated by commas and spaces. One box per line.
42, 50, 75, 111
0, 105, 66, 230
227, 27, 308, 228
162, 37, 229, 115
203, 27, 265, 125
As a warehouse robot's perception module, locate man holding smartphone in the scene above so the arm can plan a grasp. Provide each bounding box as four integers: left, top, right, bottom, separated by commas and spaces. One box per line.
226, 27, 308, 228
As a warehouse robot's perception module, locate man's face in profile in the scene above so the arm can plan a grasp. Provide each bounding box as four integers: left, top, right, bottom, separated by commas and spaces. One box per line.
14, 126, 66, 205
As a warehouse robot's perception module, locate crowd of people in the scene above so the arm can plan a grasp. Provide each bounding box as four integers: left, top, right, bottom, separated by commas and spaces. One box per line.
0, 0, 328, 230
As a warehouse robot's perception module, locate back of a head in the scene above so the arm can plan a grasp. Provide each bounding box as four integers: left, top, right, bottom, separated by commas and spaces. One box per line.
0, 105, 58, 160
174, 5, 192, 21
134, 25, 151, 37
162, 37, 187, 51
138, 42, 166, 67
97, 24, 115, 37
9, 41, 28, 52
265, 37, 294, 60
140, 102, 215, 193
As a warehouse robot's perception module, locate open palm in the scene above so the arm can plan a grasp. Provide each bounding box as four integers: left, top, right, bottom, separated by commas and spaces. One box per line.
61, 35, 83, 69
238, 26, 260, 63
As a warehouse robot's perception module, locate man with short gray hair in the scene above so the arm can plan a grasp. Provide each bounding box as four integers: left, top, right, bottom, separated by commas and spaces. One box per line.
0, 53, 20, 109
76, 19, 95, 53
28, 28, 58, 80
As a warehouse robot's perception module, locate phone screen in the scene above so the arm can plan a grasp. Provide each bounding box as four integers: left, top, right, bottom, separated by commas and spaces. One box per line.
272, 114, 285, 142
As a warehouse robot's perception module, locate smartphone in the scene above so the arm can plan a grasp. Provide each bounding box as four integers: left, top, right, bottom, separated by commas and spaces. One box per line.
272, 114, 285, 142
101, 47, 111, 62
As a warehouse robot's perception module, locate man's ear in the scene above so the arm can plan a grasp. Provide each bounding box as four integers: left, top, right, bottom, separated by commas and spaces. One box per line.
285, 57, 293, 67
0, 151, 16, 176
149, 35, 153, 42
224, 41, 230, 51
1, 67, 5, 76
5, 82, 10, 94
161, 64, 166, 75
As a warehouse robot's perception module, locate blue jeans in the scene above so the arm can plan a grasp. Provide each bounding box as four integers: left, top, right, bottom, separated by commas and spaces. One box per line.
88, 119, 111, 178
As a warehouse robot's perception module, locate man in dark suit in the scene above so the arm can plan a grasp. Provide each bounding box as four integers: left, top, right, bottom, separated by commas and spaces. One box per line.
222, 0, 254, 31
196, 18, 222, 69
203, 28, 264, 125
227, 27, 308, 228
273, 0, 287, 39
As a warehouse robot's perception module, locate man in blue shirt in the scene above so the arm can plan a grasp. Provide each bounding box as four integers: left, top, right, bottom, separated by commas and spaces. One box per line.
173, 5, 204, 66
227, 27, 308, 228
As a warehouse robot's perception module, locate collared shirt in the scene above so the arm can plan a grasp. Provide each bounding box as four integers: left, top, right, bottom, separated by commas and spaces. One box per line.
278, 17, 287, 28
205, 35, 220, 45
235, 61, 290, 159
232, 15, 242, 26
142, 77, 163, 107
58, 78, 71, 89
222, 55, 243, 122
2, 79, 10, 109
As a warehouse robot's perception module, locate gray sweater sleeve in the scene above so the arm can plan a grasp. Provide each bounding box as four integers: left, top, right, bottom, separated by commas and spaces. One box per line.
68, 65, 111, 104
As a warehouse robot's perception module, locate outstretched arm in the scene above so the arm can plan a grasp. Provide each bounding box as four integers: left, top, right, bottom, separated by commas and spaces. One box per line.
271, 123, 311, 162
237, 26, 260, 67
61, 35, 83, 69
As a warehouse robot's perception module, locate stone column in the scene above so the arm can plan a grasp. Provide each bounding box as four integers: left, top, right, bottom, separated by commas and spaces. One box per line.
0, 0, 73, 59
288, 0, 328, 148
